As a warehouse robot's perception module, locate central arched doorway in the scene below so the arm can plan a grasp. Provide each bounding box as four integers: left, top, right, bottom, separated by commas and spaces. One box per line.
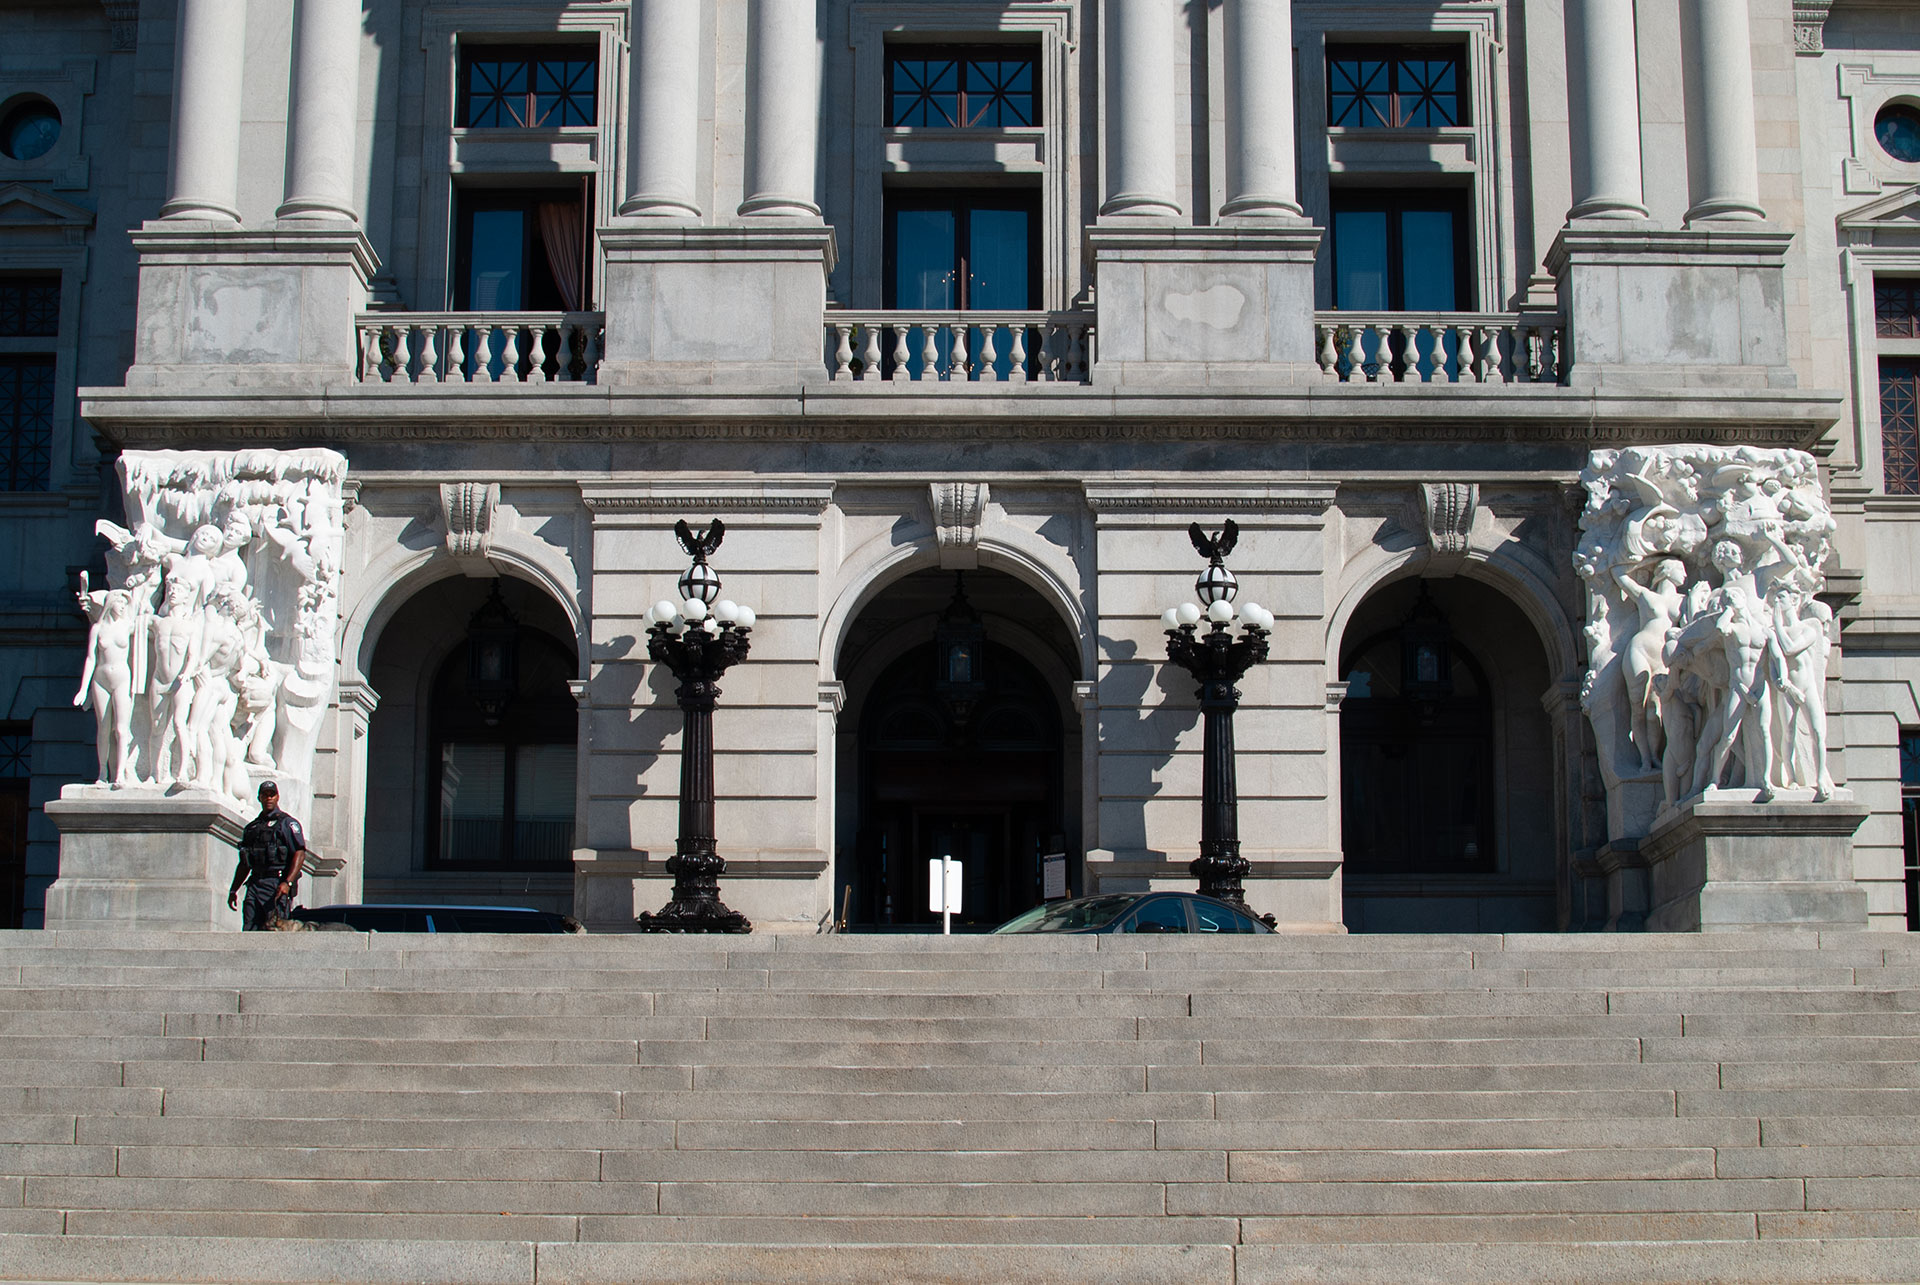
836, 569, 1079, 931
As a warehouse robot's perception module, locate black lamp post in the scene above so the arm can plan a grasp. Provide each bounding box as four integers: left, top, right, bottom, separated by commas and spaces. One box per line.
635, 519, 757, 934
1162, 521, 1276, 916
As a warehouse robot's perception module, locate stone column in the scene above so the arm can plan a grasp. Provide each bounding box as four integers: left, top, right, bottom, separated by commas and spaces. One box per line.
1100, 0, 1181, 218
621, 0, 702, 217
739, 0, 821, 218
160, 0, 248, 222
277, 0, 361, 221
1683, 0, 1765, 222
1221, 0, 1301, 218
1563, 0, 1647, 219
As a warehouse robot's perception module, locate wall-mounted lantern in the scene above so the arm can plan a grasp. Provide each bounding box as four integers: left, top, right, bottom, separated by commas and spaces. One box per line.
465, 580, 520, 725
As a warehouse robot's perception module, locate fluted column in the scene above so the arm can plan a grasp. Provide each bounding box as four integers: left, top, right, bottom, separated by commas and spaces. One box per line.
277, 0, 361, 221
739, 0, 820, 218
1221, 0, 1301, 218
1564, 0, 1648, 220
1100, 0, 1181, 218
1683, 0, 1765, 221
622, 0, 702, 217
160, 0, 247, 221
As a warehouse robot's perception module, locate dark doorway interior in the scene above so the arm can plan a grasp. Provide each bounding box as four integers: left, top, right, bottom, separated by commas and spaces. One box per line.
851, 637, 1064, 931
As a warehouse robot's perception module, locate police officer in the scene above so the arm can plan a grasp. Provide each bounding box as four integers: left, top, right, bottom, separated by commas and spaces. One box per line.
227, 781, 307, 930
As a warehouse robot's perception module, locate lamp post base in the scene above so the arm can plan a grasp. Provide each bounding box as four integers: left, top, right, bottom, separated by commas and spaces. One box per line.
1190, 842, 1278, 928
635, 848, 753, 934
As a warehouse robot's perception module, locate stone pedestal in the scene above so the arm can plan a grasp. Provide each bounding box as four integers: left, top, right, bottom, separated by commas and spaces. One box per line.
597, 223, 836, 386
127, 223, 377, 389
43, 787, 247, 930
1641, 795, 1869, 931
1548, 224, 1794, 389
1088, 223, 1323, 386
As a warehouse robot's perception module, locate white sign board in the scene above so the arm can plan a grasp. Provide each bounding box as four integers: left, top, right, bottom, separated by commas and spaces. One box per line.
1042, 853, 1068, 901
928, 858, 963, 914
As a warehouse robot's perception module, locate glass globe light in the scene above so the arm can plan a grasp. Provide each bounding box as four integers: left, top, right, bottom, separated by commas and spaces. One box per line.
678, 560, 722, 605
1161, 608, 1181, 629
681, 598, 708, 621
1175, 602, 1203, 627
712, 599, 739, 623
1206, 600, 1235, 624
1195, 561, 1238, 605
735, 606, 756, 629
651, 599, 679, 623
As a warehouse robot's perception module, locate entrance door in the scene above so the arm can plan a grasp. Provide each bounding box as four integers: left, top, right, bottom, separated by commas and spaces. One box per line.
849, 640, 1062, 931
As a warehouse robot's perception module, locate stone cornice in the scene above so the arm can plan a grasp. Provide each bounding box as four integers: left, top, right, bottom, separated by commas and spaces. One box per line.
579, 482, 835, 516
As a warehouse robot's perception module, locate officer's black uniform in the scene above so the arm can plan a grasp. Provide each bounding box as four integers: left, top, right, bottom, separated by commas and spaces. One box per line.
232, 805, 306, 931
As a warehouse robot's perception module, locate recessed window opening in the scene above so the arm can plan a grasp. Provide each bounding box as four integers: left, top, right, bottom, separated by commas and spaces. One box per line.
1876, 102, 1920, 165
1327, 45, 1467, 129
0, 276, 59, 338
453, 182, 593, 312
887, 45, 1039, 128
1329, 187, 1471, 312
459, 45, 598, 129
0, 98, 60, 161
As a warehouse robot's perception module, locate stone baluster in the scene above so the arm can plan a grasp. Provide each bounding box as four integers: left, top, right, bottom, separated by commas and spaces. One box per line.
501, 326, 523, 382
1683, 0, 1766, 221
921, 327, 940, 381
891, 327, 911, 383
582, 323, 603, 381
445, 324, 467, 384
978, 325, 999, 381
1100, 0, 1182, 217
277, 0, 361, 221
1008, 324, 1029, 384
623, 0, 704, 216
1564, 0, 1649, 219
1221, 0, 1302, 218
1345, 325, 1368, 382
833, 323, 853, 379
417, 325, 440, 385
740, 0, 822, 217
1317, 325, 1338, 379
531, 323, 553, 384
160, 0, 248, 221
358, 325, 382, 383
860, 325, 881, 382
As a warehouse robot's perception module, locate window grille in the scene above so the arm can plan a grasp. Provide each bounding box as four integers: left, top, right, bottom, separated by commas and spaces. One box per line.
1327, 46, 1467, 128
1902, 731, 1920, 929
887, 47, 1038, 128
1881, 358, 1920, 495
0, 277, 58, 338
0, 357, 52, 492
459, 47, 597, 129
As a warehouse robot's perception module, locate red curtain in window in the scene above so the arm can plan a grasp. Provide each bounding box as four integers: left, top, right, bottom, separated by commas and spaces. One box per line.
536, 202, 584, 312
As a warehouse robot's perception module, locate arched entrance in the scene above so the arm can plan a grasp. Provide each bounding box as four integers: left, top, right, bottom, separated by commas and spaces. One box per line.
1337, 575, 1558, 932
362, 575, 579, 912
836, 569, 1079, 931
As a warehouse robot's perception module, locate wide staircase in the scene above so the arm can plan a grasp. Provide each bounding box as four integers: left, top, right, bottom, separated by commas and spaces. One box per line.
1, 929, 1918, 1284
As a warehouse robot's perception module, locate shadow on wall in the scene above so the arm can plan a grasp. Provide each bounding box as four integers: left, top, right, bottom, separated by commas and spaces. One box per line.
1096, 633, 1197, 859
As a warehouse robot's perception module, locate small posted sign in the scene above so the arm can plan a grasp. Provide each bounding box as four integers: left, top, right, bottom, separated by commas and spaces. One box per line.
928, 856, 962, 933
1041, 852, 1068, 901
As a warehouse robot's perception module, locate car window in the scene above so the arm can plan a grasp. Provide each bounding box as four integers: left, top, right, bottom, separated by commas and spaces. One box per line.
1120, 897, 1190, 934
1193, 901, 1258, 934
993, 895, 1134, 933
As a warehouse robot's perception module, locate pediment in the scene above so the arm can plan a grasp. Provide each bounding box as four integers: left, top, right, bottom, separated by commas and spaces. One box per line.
0, 184, 95, 228
1839, 185, 1920, 232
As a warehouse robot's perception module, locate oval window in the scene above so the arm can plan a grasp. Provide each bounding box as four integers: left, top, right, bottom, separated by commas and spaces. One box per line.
0, 100, 60, 161
1876, 103, 1920, 164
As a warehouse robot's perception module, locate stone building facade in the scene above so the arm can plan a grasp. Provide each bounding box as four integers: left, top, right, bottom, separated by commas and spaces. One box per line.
4, 0, 1919, 934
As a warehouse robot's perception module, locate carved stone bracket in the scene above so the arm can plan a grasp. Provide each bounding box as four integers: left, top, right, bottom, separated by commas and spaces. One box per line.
1418, 481, 1479, 576
1793, 0, 1833, 54
930, 482, 988, 570
101, 0, 139, 50
439, 481, 500, 577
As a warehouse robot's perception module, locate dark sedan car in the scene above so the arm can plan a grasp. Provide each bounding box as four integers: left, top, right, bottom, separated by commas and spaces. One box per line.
992, 892, 1274, 935
290, 904, 582, 934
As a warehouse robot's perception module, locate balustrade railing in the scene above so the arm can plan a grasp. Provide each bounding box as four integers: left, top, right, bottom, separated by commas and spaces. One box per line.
1313, 312, 1566, 385
825, 311, 1093, 384
356, 312, 605, 385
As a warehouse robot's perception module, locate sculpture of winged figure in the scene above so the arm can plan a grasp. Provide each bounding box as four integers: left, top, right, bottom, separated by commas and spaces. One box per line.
1189, 519, 1238, 563
675, 518, 725, 562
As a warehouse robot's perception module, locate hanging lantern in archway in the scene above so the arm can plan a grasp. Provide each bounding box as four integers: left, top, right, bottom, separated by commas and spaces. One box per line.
465, 580, 521, 725
933, 572, 988, 726
1400, 583, 1455, 703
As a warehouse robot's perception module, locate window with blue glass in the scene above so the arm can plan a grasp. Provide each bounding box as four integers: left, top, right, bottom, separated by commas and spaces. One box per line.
453, 184, 591, 312
1903, 731, 1920, 929
459, 46, 597, 128
1329, 189, 1470, 312
887, 47, 1038, 128
885, 189, 1038, 311
1328, 46, 1466, 128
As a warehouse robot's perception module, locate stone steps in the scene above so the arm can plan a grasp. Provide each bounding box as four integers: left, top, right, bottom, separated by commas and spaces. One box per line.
2, 929, 1918, 1283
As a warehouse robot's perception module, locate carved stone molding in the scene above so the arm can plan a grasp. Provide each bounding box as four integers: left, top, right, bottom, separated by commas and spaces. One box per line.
1794, 0, 1833, 54
1419, 481, 1479, 575
438, 481, 499, 577
930, 482, 988, 569
578, 483, 836, 519
100, 0, 139, 50
818, 681, 846, 718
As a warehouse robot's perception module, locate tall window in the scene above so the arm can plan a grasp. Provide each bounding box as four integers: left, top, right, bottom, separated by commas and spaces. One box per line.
1878, 280, 1920, 495
430, 628, 577, 871
459, 46, 597, 128
1903, 732, 1920, 930
1329, 189, 1470, 311
1327, 46, 1467, 128
885, 189, 1039, 310
0, 276, 57, 493
454, 184, 592, 311
0, 724, 27, 930
887, 47, 1038, 128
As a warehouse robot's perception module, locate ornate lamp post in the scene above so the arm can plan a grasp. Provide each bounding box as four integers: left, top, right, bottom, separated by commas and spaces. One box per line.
1161, 521, 1277, 915
635, 520, 759, 934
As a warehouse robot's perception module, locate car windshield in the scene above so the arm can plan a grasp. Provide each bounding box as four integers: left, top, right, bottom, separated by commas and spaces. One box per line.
992, 895, 1135, 933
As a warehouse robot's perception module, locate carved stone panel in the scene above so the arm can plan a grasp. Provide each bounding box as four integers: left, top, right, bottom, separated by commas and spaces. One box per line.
439, 481, 501, 576
930, 482, 988, 570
